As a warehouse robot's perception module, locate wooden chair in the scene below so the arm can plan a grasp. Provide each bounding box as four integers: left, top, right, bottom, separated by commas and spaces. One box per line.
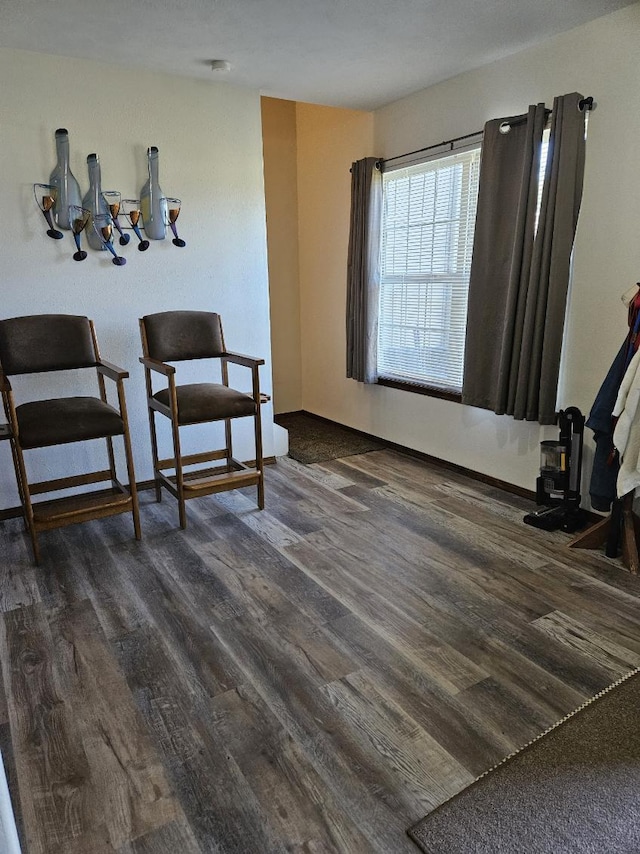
0, 314, 141, 564
139, 310, 265, 527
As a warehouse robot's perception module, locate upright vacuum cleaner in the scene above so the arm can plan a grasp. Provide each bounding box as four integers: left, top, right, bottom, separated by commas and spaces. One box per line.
523, 406, 586, 533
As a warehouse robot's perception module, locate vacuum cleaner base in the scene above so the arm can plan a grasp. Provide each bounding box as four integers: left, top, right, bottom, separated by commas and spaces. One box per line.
523, 505, 586, 534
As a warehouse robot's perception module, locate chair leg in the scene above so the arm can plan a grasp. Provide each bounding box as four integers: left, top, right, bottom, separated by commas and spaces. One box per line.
8, 438, 28, 532
3, 397, 28, 532
28, 522, 41, 566
254, 405, 265, 511
105, 435, 118, 486
148, 409, 162, 503
171, 418, 187, 529
224, 417, 233, 469
122, 432, 142, 541
12, 443, 40, 565
115, 379, 142, 541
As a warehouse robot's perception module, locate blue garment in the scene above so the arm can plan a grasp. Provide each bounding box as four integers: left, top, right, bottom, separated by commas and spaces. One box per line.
586, 341, 626, 511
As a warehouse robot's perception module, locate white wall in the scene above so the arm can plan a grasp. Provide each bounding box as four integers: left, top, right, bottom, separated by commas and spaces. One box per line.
297, 3, 640, 497
0, 47, 282, 511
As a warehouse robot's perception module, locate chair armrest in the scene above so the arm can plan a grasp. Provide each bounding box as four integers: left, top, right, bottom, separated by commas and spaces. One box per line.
139, 356, 176, 376
222, 351, 265, 368
97, 360, 129, 381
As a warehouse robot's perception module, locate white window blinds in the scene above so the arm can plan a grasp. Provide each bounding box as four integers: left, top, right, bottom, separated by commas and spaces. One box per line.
378, 146, 481, 392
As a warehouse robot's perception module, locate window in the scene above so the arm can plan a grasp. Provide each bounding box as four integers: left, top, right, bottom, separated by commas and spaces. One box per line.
377, 146, 481, 394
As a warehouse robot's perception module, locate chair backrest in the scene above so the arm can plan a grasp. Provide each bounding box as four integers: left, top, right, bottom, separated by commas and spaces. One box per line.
141, 311, 225, 362
0, 314, 97, 376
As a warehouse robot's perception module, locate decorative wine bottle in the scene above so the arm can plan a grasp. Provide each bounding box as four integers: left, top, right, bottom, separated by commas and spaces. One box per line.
140, 146, 167, 240
82, 153, 110, 251
49, 128, 82, 230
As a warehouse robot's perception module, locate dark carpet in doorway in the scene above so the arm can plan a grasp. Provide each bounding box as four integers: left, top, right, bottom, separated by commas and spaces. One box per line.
275, 412, 387, 464
408, 667, 640, 854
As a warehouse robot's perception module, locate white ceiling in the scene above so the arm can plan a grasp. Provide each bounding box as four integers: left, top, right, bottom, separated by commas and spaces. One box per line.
1, 0, 634, 110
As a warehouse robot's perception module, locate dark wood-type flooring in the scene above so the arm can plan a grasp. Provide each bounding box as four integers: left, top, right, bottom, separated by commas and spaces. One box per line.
1, 449, 640, 853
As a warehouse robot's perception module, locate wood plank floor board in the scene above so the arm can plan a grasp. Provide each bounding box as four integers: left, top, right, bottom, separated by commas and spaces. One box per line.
34, 523, 147, 643
297, 459, 360, 491
289, 527, 571, 711
531, 610, 640, 677
210, 681, 374, 853
118, 817, 202, 854
116, 541, 245, 700
115, 625, 291, 854
47, 599, 179, 849
331, 483, 551, 594
209, 611, 419, 853
214, 489, 311, 548
2, 449, 640, 851
265, 458, 372, 514
298, 483, 550, 615
191, 514, 352, 627
143, 529, 238, 608
327, 612, 516, 776
320, 458, 390, 490
192, 547, 362, 692
337, 453, 635, 589
321, 670, 474, 814
434, 490, 640, 593
0, 550, 40, 615
286, 529, 613, 701
216, 573, 360, 685
507, 558, 640, 630
333, 450, 454, 496
419, 616, 589, 721
29, 533, 88, 612
282, 538, 491, 699
0, 602, 94, 854
335, 450, 534, 514
377, 487, 550, 576
303, 509, 552, 631
458, 674, 569, 747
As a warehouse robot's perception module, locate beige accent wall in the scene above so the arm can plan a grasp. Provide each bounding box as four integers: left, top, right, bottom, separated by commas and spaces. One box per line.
295, 103, 375, 416
261, 97, 303, 414
292, 3, 640, 496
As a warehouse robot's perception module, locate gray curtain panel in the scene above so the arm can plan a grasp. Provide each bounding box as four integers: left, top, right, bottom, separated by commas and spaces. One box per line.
462, 104, 546, 415
518, 92, 586, 423
462, 93, 586, 424
346, 157, 382, 383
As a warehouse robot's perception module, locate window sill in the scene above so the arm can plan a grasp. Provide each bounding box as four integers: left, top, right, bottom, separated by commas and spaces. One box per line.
377, 377, 462, 403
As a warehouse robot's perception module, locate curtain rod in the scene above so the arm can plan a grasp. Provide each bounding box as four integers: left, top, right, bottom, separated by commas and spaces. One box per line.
376, 95, 594, 170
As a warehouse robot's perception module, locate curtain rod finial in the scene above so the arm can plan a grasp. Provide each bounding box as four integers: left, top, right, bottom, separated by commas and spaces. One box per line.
579, 96, 594, 112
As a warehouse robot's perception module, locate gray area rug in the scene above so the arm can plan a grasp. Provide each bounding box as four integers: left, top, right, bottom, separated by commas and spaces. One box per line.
408, 668, 640, 853
275, 412, 387, 464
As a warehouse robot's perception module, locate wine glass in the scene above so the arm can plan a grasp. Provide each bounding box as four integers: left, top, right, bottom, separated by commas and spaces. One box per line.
33, 183, 63, 239
163, 197, 186, 247
69, 205, 90, 261
102, 191, 130, 246
121, 199, 149, 251
92, 213, 126, 266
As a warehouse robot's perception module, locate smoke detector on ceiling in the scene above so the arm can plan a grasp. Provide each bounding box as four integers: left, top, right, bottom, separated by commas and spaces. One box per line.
210, 60, 232, 73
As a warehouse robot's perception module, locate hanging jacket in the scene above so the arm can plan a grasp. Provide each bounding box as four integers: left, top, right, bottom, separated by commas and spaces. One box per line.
586, 342, 626, 511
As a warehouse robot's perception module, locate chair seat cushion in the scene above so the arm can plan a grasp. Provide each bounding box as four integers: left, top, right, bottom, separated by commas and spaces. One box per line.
16, 397, 125, 449
153, 383, 255, 425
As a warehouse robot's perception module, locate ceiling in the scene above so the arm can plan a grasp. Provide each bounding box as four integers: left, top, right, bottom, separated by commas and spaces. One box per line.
1, 0, 634, 110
